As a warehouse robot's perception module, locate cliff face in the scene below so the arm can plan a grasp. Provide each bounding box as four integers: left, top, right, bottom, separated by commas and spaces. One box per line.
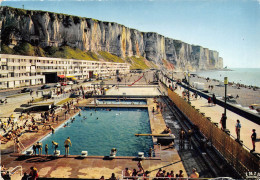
0, 6, 223, 70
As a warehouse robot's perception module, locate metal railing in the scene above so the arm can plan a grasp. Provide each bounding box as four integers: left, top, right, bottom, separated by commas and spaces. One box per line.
9, 166, 23, 176
1, 166, 23, 179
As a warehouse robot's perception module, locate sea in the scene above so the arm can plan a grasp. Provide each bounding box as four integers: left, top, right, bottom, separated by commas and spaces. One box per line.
195, 68, 260, 87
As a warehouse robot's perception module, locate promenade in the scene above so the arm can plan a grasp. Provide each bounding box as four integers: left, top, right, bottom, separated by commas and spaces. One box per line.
164, 80, 260, 154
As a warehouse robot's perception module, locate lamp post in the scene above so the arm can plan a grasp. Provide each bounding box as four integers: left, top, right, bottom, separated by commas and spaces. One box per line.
125, 74, 126, 86
223, 77, 228, 129
171, 72, 173, 90
188, 72, 190, 103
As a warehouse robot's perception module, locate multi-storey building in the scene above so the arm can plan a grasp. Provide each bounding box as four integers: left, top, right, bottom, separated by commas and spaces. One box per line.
0, 54, 130, 89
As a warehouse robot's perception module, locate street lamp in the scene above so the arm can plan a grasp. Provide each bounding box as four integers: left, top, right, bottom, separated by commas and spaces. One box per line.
223, 77, 228, 129
188, 72, 190, 103
171, 71, 173, 90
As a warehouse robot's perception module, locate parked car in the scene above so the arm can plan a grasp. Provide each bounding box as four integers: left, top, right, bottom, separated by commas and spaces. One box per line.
67, 81, 74, 85
61, 82, 67, 86
21, 88, 32, 93
98, 77, 105, 80
83, 79, 90, 82
54, 83, 61, 87
41, 85, 51, 89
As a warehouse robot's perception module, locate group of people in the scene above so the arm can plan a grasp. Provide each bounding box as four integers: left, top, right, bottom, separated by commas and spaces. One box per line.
153, 97, 166, 113
207, 94, 217, 106
1, 166, 39, 180
179, 128, 193, 150
155, 168, 185, 179
235, 119, 257, 152
20, 166, 39, 180
123, 161, 148, 178
31, 137, 72, 156
123, 167, 198, 179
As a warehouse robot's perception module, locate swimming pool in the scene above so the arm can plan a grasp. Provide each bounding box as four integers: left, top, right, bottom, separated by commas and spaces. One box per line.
93, 99, 147, 105
31, 107, 153, 156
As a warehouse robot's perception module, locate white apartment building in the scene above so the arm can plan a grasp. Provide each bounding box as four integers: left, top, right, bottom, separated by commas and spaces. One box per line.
0, 54, 130, 89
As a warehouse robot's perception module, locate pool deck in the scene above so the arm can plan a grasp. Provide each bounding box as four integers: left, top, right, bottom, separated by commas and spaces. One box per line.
1, 98, 187, 179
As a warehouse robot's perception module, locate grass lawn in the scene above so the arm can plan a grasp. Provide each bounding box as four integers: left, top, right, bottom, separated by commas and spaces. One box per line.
56, 98, 73, 106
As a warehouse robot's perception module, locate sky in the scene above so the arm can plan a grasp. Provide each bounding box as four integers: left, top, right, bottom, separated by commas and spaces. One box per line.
1, 0, 260, 68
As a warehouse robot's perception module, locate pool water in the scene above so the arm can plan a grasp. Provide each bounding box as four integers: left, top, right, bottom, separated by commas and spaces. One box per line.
94, 99, 147, 105
37, 108, 153, 156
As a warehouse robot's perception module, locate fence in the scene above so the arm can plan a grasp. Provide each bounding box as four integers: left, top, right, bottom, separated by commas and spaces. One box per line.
167, 88, 259, 177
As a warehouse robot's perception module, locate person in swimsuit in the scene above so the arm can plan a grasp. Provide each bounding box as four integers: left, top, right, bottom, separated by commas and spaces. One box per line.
45, 144, 48, 156
36, 142, 43, 155
163, 125, 171, 134
148, 147, 154, 157
52, 141, 59, 154
137, 161, 144, 174
64, 137, 72, 156
14, 136, 21, 153
50, 126, 55, 134
189, 168, 199, 179
124, 168, 131, 177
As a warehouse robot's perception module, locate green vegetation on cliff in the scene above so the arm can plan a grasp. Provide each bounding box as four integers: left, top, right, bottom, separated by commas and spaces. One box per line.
49, 46, 98, 60
0, 44, 15, 54
127, 56, 149, 70
0, 41, 153, 69
13, 42, 36, 56
98, 51, 125, 63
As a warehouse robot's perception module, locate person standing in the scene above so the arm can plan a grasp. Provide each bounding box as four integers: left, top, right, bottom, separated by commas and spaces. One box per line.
29, 166, 39, 180
251, 129, 257, 152
207, 97, 211, 106
64, 137, 72, 156
235, 120, 241, 141
148, 147, 154, 157
137, 161, 144, 174
220, 113, 227, 130
194, 92, 198, 100
45, 144, 48, 156
36, 142, 42, 155
52, 141, 59, 154
33, 144, 37, 155
179, 128, 185, 149
212, 93, 217, 106
187, 129, 193, 149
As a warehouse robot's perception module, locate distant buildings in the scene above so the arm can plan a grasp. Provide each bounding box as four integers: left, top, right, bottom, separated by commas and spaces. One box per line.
0, 54, 130, 89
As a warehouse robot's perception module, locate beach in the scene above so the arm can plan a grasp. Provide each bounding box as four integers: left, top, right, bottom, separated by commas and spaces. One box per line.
171, 72, 260, 108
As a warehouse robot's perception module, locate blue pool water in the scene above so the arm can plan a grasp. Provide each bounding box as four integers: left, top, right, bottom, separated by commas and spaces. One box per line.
34, 108, 153, 156
95, 99, 147, 105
